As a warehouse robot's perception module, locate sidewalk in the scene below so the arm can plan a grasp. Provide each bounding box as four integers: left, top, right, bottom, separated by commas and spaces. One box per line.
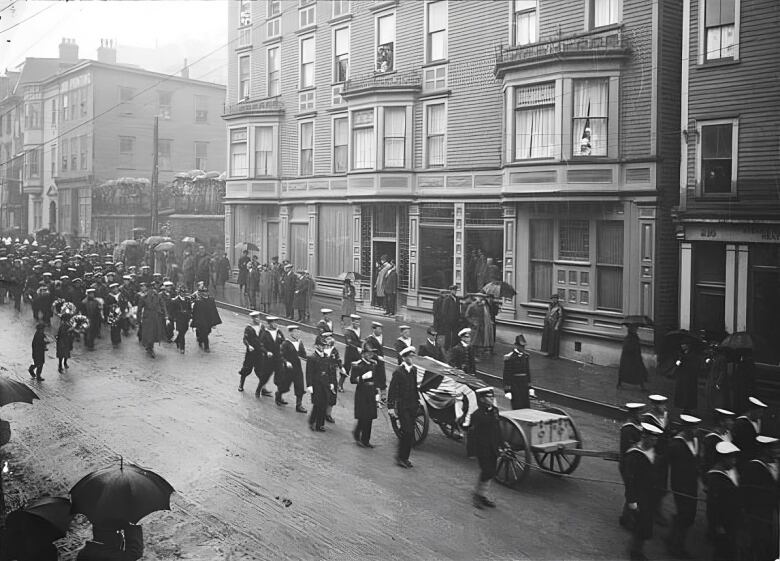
215, 282, 679, 417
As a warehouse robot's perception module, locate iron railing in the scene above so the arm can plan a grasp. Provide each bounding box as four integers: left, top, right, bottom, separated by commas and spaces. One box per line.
223, 97, 284, 116
343, 69, 422, 95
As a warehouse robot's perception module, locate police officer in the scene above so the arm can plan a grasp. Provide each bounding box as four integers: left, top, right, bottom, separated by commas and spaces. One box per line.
619, 403, 646, 530
667, 414, 701, 558
502, 334, 532, 409
624, 422, 664, 561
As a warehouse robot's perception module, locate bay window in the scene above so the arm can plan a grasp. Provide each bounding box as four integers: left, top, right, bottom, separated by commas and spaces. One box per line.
513, 0, 537, 46
299, 121, 314, 176
425, 103, 446, 168
376, 13, 395, 73
333, 117, 348, 173
334, 27, 350, 83
300, 36, 315, 89
515, 83, 554, 159
426, 1, 447, 62
254, 127, 276, 176
229, 128, 248, 177
383, 107, 405, 168
572, 79, 608, 157
352, 109, 374, 170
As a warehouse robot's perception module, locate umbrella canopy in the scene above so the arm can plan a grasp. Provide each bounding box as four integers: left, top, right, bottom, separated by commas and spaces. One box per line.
36, 228, 50, 237
70, 459, 174, 524
132, 227, 147, 234
181, 236, 201, 244
0, 377, 39, 407
153, 241, 176, 252
663, 329, 706, 349
6, 497, 72, 543
118, 239, 139, 248
482, 280, 516, 298
235, 241, 259, 252
720, 331, 753, 350
144, 236, 172, 247
622, 315, 654, 327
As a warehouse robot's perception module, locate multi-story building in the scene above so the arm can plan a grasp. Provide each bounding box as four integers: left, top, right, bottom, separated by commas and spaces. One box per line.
223, 0, 682, 366
0, 70, 25, 232
675, 0, 780, 368
1, 38, 226, 242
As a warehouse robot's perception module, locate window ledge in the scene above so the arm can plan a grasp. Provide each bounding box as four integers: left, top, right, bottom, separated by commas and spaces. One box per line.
326, 106, 349, 114
507, 157, 557, 165
696, 57, 740, 69
421, 59, 449, 69
328, 13, 352, 25
419, 89, 451, 100
235, 44, 252, 53
369, 0, 397, 13
295, 111, 317, 120
554, 260, 592, 266
263, 36, 282, 46
296, 25, 317, 36
587, 22, 623, 34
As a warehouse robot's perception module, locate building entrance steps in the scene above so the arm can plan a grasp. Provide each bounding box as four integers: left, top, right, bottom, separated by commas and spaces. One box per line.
215, 282, 691, 419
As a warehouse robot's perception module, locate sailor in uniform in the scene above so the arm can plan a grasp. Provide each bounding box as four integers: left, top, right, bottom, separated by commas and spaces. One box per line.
340, 314, 362, 391
701, 408, 735, 475
393, 325, 413, 364
448, 328, 476, 374
364, 321, 387, 402
740, 435, 779, 561
502, 334, 533, 410
706, 441, 742, 561
624, 422, 664, 561
316, 308, 334, 334
667, 414, 701, 558
619, 402, 646, 530
641, 394, 670, 525
733, 396, 768, 467
238, 311, 264, 392
280, 325, 308, 413
349, 342, 380, 448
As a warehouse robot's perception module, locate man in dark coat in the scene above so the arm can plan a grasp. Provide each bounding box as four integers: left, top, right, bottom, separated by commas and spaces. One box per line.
388, 346, 420, 468
216, 252, 231, 293
190, 286, 222, 352
702, 407, 735, 475
237, 250, 250, 296
280, 263, 296, 319
76, 522, 143, 561
502, 334, 532, 409
364, 321, 387, 401
618, 403, 646, 530
673, 342, 699, 413
449, 328, 476, 374
706, 441, 742, 561
350, 342, 380, 448
438, 285, 461, 350
195, 247, 211, 289
740, 435, 779, 561
733, 396, 768, 468
32, 283, 53, 326
28, 322, 48, 380
256, 316, 286, 403
169, 286, 192, 353
466, 387, 500, 509
393, 325, 413, 365
280, 325, 307, 412
238, 312, 265, 392
667, 414, 701, 558
306, 334, 332, 431
624, 422, 663, 561
541, 293, 563, 358
342, 314, 362, 390
137, 283, 166, 358
79, 288, 102, 350
418, 326, 445, 362
384, 262, 398, 316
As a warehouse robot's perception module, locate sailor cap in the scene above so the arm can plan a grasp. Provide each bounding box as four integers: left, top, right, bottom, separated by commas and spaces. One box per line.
399, 346, 417, 357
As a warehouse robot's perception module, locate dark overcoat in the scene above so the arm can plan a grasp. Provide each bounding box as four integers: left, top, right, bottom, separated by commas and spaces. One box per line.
350, 358, 378, 420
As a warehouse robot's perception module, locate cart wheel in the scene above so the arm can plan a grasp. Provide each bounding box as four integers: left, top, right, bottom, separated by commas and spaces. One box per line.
390, 397, 429, 447
532, 407, 583, 476
495, 417, 532, 487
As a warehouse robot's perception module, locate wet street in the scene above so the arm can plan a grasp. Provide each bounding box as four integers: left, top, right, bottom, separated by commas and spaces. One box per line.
0, 305, 706, 560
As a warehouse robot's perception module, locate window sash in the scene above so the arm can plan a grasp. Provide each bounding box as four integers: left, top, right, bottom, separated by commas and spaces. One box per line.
268, 48, 281, 96
352, 126, 375, 169
597, 221, 623, 265
333, 117, 348, 173
572, 79, 609, 157
597, 267, 623, 311
301, 37, 315, 88
268, 0, 281, 17
300, 122, 313, 175
706, 24, 735, 59
426, 104, 445, 167
515, 105, 554, 159
383, 107, 406, 168
559, 220, 590, 261
254, 127, 275, 176
705, 0, 735, 26
593, 0, 618, 27
378, 13, 395, 45
514, 9, 537, 45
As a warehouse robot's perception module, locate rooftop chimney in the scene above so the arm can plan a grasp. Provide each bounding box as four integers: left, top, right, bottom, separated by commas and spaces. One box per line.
181, 58, 189, 79
59, 38, 79, 63
97, 39, 117, 64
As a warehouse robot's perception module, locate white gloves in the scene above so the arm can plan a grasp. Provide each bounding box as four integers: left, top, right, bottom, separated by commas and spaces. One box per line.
306, 386, 313, 394
361, 372, 373, 380
627, 503, 638, 510
375, 393, 381, 402
389, 409, 398, 419
267, 352, 273, 358
529, 388, 536, 398
329, 384, 335, 391
285, 361, 292, 369
505, 392, 512, 401
462, 420, 470, 428
376, 356, 385, 362
675, 359, 682, 366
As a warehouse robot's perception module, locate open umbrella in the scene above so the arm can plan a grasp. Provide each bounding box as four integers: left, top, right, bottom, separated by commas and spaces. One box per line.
118, 239, 139, 248
6, 497, 72, 543
663, 329, 706, 349
622, 315, 654, 327
70, 458, 174, 524
235, 241, 259, 252
482, 280, 516, 298
132, 227, 147, 235
720, 332, 753, 350
144, 236, 172, 247
0, 377, 39, 407
181, 236, 200, 244
154, 241, 176, 252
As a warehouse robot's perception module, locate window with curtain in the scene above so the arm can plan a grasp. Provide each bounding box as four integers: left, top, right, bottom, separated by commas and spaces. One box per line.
515, 83, 555, 159
700, 123, 734, 194
268, 0, 281, 17
299, 122, 313, 176
559, 220, 590, 261
289, 223, 309, 270
300, 36, 315, 89
426, 1, 447, 62
352, 109, 374, 169
318, 204, 353, 277
268, 47, 280, 97
573, 79, 608, 157
513, 0, 537, 45
426, 103, 445, 167
591, 0, 618, 28
530, 219, 554, 300
79, 136, 87, 170
596, 220, 623, 311
333, 117, 348, 173
334, 27, 350, 83
230, 129, 247, 177
238, 55, 250, 100
254, 126, 275, 176
239, 0, 251, 26
384, 107, 405, 168
376, 13, 395, 73
705, 0, 735, 60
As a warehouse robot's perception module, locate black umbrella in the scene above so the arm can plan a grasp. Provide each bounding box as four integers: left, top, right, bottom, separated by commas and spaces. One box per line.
70, 459, 174, 524
622, 315, 654, 327
663, 329, 706, 349
0, 377, 39, 407
235, 241, 260, 252
482, 280, 516, 298
6, 497, 73, 543
720, 332, 753, 350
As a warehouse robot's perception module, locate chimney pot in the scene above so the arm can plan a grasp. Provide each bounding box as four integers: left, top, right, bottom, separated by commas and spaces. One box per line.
59, 38, 79, 62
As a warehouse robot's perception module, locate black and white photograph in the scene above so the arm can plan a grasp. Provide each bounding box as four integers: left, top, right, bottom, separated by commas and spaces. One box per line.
0, 0, 777, 559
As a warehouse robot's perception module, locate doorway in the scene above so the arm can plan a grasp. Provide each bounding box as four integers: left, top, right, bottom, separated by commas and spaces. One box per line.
371, 241, 396, 306
749, 245, 780, 364
692, 242, 726, 340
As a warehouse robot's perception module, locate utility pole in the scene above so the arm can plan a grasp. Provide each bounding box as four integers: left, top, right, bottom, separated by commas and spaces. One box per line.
150, 116, 159, 234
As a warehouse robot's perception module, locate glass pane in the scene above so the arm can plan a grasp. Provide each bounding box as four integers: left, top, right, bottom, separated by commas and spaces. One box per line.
465, 230, 503, 293
701, 124, 732, 158
300, 122, 313, 149
419, 226, 454, 289
335, 27, 349, 55
559, 220, 590, 261
318, 204, 353, 276
531, 262, 552, 300
428, 1, 447, 32
374, 206, 397, 237
597, 267, 623, 311
702, 158, 732, 193
334, 118, 348, 144
597, 221, 623, 265
301, 38, 315, 62
530, 219, 553, 259
378, 13, 395, 45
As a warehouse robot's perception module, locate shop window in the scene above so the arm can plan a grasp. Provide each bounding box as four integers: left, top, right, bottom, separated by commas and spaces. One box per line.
289, 222, 309, 270
515, 83, 554, 160
419, 204, 454, 290
559, 220, 589, 261
596, 221, 623, 311
698, 121, 737, 195
749, 245, 780, 364
692, 242, 726, 339
704, 0, 736, 60
573, 79, 608, 157
376, 12, 395, 73
318, 204, 353, 277
513, 0, 537, 45
530, 219, 554, 301
465, 204, 503, 293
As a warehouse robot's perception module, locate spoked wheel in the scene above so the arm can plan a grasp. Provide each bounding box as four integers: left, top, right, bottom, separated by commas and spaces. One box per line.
494, 417, 532, 487
532, 407, 583, 476
390, 397, 430, 447
439, 420, 464, 442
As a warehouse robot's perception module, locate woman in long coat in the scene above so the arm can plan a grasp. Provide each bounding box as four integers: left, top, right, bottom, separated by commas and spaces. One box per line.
56, 313, 75, 372
617, 324, 648, 389
465, 296, 485, 352
341, 279, 356, 319
540, 294, 564, 358
137, 286, 166, 357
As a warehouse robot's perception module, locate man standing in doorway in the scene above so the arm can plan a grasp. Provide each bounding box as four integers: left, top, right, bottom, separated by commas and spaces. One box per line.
384, 260, 398, 316
374, 255, 391, 311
